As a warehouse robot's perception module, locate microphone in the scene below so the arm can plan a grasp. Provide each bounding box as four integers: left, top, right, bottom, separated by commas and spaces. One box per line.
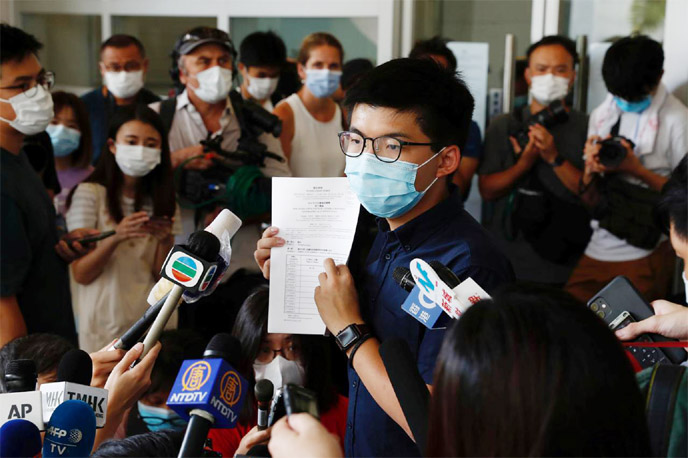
40, 349, 109, 428
427, 260, 460, 288
0, 360, 44, 430
255, 379, 274, 431
0, 419, 42, 457
379, 338, 429, 455
42, 400, 96, 457
393, 267, 416, 292
140, 230, 222, 360
168, 334, 248, 458
110, 292, 169, 350
427, 260, 491, 313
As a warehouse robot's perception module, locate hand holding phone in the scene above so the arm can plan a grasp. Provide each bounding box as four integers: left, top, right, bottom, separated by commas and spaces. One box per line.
69, 230, 116, 247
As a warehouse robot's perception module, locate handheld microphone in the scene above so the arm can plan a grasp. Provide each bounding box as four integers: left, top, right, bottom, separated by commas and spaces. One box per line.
379, 338, 429, 454
141, 230, 222, 360
393, 267, 416, 292
0, 419, 42, 457
427, 260, 491, 313
428, 260, 460, 288
0, 360, 44, 430
110, 292, 169, 350
40, 349, 109, 428
42, 400, 96, 457
255, 379, 274, 431
168, 334, 248, 458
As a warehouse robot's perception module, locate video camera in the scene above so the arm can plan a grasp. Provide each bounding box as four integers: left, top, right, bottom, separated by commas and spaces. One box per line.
513, 100, 569, 150
177, 95, 285, 218
595, 136, 634, 168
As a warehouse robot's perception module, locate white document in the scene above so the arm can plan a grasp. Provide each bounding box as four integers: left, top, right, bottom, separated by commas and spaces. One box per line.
268, 178, 361, 334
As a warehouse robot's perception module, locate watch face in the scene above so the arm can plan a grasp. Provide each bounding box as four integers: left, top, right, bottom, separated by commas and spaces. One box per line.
337, 327, 357, 349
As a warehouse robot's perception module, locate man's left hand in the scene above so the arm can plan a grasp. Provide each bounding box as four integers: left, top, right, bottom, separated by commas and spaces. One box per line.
529, 124, 558, 163
315, 258, 363, 335
55, 228, 100, 263
614, 138, 643, 175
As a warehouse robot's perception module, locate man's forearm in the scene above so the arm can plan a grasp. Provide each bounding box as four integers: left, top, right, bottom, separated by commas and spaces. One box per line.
552, 160, 583, 194
347, 338, 414, 439
630, 166, 668, 192
0, 295, 27, 347
479, 160, 530, 201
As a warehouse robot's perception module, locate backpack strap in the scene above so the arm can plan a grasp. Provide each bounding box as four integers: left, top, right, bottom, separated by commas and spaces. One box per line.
646, 364, 685, 457
159, 96, 177, 137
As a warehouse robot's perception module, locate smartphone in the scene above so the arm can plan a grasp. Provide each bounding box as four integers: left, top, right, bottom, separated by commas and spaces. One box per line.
283, 384, 319, 419
148, 216, 172, 225
608, 311, 671, 368
70, 230, 116, 246
587, 276, 686, 364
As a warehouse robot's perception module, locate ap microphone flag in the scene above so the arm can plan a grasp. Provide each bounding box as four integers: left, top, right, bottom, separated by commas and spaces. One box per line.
42, 400, 96, 457
167, 358, 248, 428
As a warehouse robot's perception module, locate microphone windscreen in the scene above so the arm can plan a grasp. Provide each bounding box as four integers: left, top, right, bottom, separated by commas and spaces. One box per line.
203, 333, 242, 367
428, 260, 460, 288
246, 444, 271, 457
392, 267, 415, 292
187, 230, 221, 262
42, 400, 96, 457
255, 379, 274, 403
0, 419, 42, 457
4, 359, 37, 393
56, 349, 93, 385
379, 338, 429, 454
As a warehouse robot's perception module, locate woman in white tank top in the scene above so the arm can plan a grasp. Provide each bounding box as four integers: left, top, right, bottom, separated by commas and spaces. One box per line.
273, 32, 345, 177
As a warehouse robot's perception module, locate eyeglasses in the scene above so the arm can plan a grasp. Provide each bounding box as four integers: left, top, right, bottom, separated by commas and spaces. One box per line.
140, 416, 187, 427
0, 71, 55, 98
256, 343, 301, 364
338, 131, 436, 163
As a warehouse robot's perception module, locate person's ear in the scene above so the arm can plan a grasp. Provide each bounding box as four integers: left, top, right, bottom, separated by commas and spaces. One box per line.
178, 57, 188, 86
99, 61, 107, 78
436, 145, 460, 178
297, 62, 307, 81
569, 68, 577, 89
142, 58, 149, 75
108, 138, 117, 155
524, 67, 532, 87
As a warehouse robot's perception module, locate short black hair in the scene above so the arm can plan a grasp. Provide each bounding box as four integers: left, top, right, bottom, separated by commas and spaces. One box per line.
526, 35, 578, 67
344, 58, 475, 152
239, 31, 286, 68
92, 430, 184, 457
0, 23, 43, 66
147, 330, 206, 395
100, 34, 146, 58
656, 156, 687, 239
409, 36, 457, 73
602, 35, 663, 101
0, 334, 75, 393
341, 58, 374, 91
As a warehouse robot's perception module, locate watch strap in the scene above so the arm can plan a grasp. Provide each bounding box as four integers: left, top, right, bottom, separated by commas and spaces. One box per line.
550, 154, 565, 167
335, 323, 371, 352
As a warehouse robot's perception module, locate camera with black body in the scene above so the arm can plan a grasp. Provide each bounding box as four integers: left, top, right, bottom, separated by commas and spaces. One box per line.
513, 100, 569, 150
595, 136, 634, 168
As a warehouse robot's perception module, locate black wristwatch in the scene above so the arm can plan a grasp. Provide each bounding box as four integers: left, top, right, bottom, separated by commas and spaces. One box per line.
549, 154, 565, 167
335, 323, 371, 352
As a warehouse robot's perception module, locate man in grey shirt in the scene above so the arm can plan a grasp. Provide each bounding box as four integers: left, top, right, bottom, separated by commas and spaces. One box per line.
478, 36, 590, 286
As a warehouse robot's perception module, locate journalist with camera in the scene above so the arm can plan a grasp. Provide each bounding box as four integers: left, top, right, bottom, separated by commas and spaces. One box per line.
566, 35, 688, 303
478, 36, 590, 287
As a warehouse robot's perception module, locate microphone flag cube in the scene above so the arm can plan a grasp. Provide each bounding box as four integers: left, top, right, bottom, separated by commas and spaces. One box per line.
40, 382, 108, 428
0, 391, 44, 430
401, 285, 445, 329
167, 359, 247, 428
161, 245, 219, 294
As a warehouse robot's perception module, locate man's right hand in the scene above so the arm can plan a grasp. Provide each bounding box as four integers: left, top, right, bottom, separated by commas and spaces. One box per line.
615, 300, 688, 344
254, 226, 285, 279
171, 144, 213, 170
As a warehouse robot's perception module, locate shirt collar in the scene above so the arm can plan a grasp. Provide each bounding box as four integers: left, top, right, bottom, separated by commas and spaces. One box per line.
176, 89, 235, 117
376, 185, 464, 251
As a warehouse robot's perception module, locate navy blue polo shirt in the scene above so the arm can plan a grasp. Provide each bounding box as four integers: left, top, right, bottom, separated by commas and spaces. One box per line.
345, 187, 513, 457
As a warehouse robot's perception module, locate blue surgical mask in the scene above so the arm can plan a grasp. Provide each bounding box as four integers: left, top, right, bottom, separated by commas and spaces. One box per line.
46, 123, 81, 157
345, 150, 442, 218
614, 95, 651, 113
305, 69, 342, 98
137, 401, 187, 432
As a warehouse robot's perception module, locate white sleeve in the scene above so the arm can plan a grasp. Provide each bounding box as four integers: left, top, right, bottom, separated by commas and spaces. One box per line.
587, 105, 602, 137
669, 106, 688, 169
65, 183, 99, 231
259, 131, 292, 178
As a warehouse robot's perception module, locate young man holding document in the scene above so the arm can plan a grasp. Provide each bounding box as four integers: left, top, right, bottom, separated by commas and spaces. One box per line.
255, 58, 512, 456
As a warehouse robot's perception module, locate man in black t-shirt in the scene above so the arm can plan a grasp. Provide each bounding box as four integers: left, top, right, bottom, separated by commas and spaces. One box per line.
0, 25, 96, 347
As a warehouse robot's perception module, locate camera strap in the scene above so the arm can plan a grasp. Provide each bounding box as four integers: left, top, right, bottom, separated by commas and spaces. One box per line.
610, 117, 621, 137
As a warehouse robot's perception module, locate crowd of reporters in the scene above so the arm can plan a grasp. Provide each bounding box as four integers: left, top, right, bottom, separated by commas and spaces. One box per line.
1, 18, 687, 458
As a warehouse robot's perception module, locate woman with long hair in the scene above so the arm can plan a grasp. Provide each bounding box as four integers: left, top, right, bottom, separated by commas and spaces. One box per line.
66, 105, 180, 352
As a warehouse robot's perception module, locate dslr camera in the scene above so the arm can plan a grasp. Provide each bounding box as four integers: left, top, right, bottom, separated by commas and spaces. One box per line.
595, 136, 634, 168
513, 100, 569, 150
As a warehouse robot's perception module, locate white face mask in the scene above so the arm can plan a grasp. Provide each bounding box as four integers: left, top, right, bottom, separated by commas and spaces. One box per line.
253, 355, 305, 393
191, 66, 233, 103
104, 70, 144, 99
529, 73, 570, 105
0, 84, 54, 135
247, 75, 279, 101
114, 143, 161, 177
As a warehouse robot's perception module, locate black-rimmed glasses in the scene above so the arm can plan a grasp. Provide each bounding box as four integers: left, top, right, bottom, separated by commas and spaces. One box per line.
338, 131, 435, 163
0, 71, 55, 98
